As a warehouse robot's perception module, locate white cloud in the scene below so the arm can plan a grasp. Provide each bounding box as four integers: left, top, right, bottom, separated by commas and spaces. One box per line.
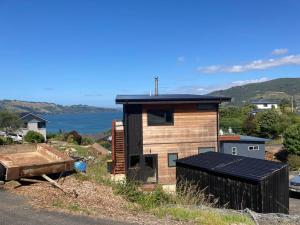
231, 77, 269, 85
272, 48, 288, 55
168, 77, 270, 94
177, 56, 185, 63
198, 55, 300, 73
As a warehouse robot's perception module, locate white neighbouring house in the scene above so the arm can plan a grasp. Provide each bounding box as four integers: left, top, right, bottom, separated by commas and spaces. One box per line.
250, 99, 278, 110
19, 112, 47, 140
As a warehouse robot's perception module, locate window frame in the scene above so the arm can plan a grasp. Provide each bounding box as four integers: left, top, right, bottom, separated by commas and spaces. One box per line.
232, 147, 238, 155
147, 109, 174, 126
168, 153, 178, 167
248, 145, 259, 151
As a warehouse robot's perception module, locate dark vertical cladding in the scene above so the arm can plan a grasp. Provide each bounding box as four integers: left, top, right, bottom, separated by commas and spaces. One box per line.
176, 152, 289, 214
123, 104, 143, 176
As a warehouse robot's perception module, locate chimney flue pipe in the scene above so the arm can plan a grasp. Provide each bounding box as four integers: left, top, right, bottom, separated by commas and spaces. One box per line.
155, 76, 158, 96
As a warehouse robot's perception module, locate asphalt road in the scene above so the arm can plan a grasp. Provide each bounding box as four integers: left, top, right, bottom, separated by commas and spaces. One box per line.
0, 189, 136, 225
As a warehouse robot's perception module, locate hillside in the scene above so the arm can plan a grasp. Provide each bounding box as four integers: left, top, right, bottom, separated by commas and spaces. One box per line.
0, 100, 120, 114
209, 78, 300, 110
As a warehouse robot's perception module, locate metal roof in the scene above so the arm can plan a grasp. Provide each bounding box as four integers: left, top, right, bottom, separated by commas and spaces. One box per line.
219, 135, 269, 143
116, 94, 231, 104
19, 112, 48, 122
250, 99, 278, 104
176, 152, 287, 182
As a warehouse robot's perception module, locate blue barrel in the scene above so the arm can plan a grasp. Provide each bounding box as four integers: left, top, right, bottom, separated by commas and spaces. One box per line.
74, 161, 87, 173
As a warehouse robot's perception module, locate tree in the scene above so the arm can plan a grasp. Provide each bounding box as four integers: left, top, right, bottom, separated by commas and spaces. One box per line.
0, 110, 22, 135
242, 114, 258, 136
255, 109, 281, 138
24, 131, 45, 143
283, 124, 300, 155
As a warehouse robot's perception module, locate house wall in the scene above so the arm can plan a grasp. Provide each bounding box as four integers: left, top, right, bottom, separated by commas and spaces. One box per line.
22, 121, 47, 140
220, 141, 265, 159
142, 103, 218, 184
255, 103, 278, 109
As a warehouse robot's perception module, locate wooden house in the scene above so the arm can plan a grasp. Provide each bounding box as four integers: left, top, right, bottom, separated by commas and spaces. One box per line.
111, 94, 231, 187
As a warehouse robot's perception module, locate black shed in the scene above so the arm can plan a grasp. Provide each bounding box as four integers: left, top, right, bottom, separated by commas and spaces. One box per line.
176, 152, 289, 214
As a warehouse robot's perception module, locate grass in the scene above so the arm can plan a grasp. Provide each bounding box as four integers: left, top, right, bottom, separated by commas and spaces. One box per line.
112, 180, 254, 225
152, 207, 254, 225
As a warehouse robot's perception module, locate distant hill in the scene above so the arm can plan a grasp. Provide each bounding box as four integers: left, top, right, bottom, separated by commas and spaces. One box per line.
0, 100, 120, 114
209, 78, 300, 110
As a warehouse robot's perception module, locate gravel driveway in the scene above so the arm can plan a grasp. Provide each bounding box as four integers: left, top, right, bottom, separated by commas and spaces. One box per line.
0, 189, 136, 225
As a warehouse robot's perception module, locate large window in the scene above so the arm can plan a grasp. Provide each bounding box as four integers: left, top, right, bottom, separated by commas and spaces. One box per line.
198, 147, 215, 154
168, 153, 178, 167
147, 109, 174, 126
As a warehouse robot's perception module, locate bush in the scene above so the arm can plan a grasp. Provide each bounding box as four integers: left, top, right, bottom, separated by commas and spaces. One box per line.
46, 133, 58, 140
5, 137, 13, 145
113, 180, 173, 209
288, 154, 300, 171
283, 124, 300, 155
24, 131, 45, 143
81, 137, 95, 145
66, 131, 82, 144
255, 109, 281, 138
0, 137, 5, 145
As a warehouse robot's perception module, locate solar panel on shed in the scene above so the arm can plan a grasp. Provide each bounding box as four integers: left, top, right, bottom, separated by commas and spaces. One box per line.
176, 151, 286, 182
176, 151, 289, 213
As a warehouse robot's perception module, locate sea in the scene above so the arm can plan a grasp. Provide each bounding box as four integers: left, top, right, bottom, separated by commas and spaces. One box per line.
43, 112, 122, 134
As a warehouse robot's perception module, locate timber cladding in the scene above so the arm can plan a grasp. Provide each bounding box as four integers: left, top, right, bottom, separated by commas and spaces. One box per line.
142, 103, 218, 184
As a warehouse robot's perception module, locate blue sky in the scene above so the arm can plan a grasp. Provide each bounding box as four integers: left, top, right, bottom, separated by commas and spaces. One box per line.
0, 0, 299, 107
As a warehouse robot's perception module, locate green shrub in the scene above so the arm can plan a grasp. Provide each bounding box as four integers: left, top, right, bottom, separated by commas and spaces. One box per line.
81, 137, 95, 145
113, 180, 173, 209
99, 140, 111, 150
24, 131, 45, 143
46, 133, 58, 140
0, 136, 5, 145
66, 131, 82, 144
288, 154, 300, 171
283, 124, 300, 155
141, 186, 172, 209
5, 137, 14, 145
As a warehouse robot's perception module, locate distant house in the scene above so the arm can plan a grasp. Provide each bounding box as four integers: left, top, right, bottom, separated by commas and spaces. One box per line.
19, 113, 47, 140
219, 135, 269, 159
111, 93, 231, 188
250, 99, 278, 110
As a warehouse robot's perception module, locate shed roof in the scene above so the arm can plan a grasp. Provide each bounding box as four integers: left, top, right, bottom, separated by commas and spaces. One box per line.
116, 94, 231, 104
219, 135, 269, 143
176, 152, 287, 182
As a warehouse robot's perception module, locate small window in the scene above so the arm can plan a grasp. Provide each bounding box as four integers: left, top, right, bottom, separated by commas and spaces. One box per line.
232, 147, 238, 155
38, 122, 46, 129
248, 145, 259, 151
129, 155, 140, 168
198, 147, 215, 154
263, 104, 268, 107
168, 153, 178, 167
148, 109, 174, 126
